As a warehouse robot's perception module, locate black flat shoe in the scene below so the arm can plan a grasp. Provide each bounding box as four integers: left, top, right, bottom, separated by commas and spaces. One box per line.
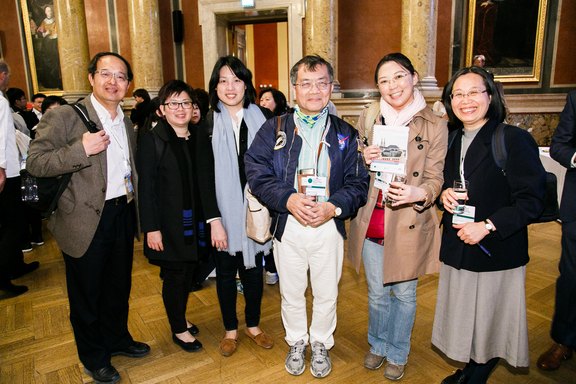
172, 334, 203, 352
0, 282, 28, 300
9, 261, 39, 279
84, 365, 120, 384
188, 323, 199, 335
441, 369, 468, 384
111, 341, 151, 358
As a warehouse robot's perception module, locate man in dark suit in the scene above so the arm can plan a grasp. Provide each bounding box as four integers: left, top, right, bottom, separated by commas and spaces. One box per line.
538, 90, 576, 370
27, 52, 149, 384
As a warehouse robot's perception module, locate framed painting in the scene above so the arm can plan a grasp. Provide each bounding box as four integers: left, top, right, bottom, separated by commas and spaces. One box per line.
20, 0, 63, 93
465, 0, 548, 83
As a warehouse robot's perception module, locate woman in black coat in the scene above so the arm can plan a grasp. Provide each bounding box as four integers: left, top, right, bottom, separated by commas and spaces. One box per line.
432, 67, 546, 384
137, 80, 204, 352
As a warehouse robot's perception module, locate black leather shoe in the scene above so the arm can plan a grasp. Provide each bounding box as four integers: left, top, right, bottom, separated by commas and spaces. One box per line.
172, 334, 203, 352
9, 261, 39, 279
442, 369, 468, 384
0, 282, 28, 300
188, 323, 199, 335
111, 341, 150, 358
84, 365, 120, 384
190, 282, 203, 292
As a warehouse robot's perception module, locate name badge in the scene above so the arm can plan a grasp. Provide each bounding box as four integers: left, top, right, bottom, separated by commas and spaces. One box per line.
452, 205, 475, 224
374, 171, 392, 191
124, 172, 134, 203
301, 176, 327, 197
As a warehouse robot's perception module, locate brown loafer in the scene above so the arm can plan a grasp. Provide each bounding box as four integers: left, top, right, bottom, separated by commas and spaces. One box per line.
244, 328, 274, 349
537, 343, 573, 371
219, 337, 238, 357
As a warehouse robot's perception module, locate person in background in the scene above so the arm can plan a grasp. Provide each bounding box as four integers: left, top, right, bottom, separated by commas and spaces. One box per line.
130, 88, 151, 131
0, 60, 39, 299
259, 87, 290, 116
195, 55, 274, 358
6, 88, 34, 137
31, 93, 46, 129
537, 90, 576, 372
138, 80, 204, 352
41, 95, 68, 114
433, 66, 545, 384
348, 52, 447, 381
245, 55, 369, 378
472, 54, 486, 68
27, 52, 150, 384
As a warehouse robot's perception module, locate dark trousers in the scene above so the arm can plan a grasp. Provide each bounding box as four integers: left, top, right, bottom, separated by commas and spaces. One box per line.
63, 199, 135, 371
23, 204, 43, 244
159, 261, 196, 334
214, 250, 263, 330
551, 220, 576, 348
264, 250, 277, 274
0, 177, 25, 283
463, 358, 500, 384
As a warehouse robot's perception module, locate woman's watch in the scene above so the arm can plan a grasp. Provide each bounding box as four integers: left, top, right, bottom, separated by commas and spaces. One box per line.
484, 219, 495, 232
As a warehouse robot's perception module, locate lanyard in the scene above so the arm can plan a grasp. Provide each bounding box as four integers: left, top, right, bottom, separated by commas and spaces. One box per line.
296, 118, 330, 175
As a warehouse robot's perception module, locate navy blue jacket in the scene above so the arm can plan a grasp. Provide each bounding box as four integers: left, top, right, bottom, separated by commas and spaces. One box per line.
245, 114, 369, 241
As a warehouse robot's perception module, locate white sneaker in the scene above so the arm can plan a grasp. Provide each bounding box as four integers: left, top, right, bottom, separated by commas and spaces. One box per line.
310, 341, 332, 378
285, 340, 307, 376
265, 271, 279, 285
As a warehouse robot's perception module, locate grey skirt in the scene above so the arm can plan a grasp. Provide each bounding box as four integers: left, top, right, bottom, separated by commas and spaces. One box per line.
431, 263, 529, 367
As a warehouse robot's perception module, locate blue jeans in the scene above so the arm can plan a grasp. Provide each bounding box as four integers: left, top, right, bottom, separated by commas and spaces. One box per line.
362, 239, 417, 365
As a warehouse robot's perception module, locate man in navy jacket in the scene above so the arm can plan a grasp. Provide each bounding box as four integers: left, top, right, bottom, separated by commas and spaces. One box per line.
245, 55, 369, 379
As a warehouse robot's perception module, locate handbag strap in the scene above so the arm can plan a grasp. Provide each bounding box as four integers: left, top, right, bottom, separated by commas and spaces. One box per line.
70, 104, 100, 133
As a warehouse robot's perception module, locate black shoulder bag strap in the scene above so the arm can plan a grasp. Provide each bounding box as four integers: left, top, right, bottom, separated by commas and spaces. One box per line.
45, 105, 99, 215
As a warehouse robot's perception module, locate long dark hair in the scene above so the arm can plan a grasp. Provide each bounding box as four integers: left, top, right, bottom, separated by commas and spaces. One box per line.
442, 66, 506, 129
208, 56, 256, 113
259, 87, 289, 116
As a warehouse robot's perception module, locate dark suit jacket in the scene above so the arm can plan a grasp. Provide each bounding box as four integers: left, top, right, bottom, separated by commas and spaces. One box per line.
550, 91, 576, 223
27, 97, 138, 257
440, 119, 546, 272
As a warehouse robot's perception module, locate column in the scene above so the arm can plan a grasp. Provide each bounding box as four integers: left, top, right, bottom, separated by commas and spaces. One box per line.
54, 0, 91, 99
401, 0, 439, 90
304, 0, 340, 94
127, 0, 163, 95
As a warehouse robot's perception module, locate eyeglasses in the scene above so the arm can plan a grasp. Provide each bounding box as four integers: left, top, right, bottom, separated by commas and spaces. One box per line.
164, 101, 193, 110
95, 70, 128, 83
377, 73, 409, 87
294, 80, 332, 91
450, 89, 487, 101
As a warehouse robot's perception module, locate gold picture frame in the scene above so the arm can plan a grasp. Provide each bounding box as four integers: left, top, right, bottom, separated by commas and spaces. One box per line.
20, 0, 63, 93
465, 0, 548, 83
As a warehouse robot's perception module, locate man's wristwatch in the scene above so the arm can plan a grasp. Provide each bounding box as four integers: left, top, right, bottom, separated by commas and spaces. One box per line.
484, 220, 495, 232
334, 206, 342, 217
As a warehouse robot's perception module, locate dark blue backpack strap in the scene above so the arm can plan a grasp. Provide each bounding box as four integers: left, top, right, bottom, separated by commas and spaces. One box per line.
491, 123, 508, 174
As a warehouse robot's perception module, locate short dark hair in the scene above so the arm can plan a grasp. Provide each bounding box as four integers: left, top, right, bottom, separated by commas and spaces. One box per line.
290, 55, 334, 85
442, 66, 506, 128
41, 95, 68, 114
373, 52, 417, 84
259, 87, 289, 116
0, 60, 9, 74
157, 80, 196, 106
6, 87, 26, 108
32, 93, 47, 102
132, 88, 150, 102
88, 52, 133, 82
208, 56, 256, 112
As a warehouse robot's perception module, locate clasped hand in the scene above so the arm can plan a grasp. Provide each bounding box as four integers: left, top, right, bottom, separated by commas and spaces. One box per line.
287, 193, 335, 227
